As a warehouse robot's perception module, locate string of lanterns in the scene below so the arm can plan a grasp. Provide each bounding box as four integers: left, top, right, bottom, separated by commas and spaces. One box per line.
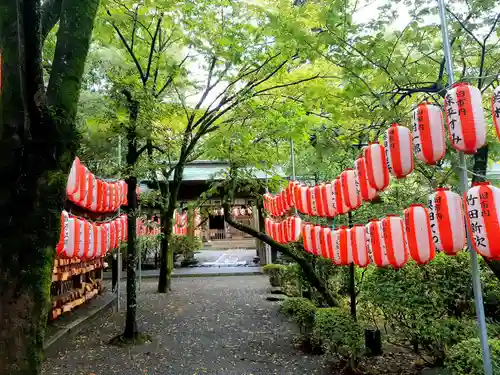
261, 83, 500, 268
66, 157, 131, 212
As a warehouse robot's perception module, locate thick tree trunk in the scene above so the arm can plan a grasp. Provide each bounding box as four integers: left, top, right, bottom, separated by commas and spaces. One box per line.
124, 175, 139, 338
0, 0, 98, 373
158, 211, 174, 293
123, 95, 140, 339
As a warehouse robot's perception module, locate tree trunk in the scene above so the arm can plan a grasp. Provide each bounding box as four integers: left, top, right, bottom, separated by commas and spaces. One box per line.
123, 95, 140, 339
0, 0, 99, 372
124, 175, 139, 338
158, 165, 185, 293
158, 210, 174, 293
222, 201, 340, 307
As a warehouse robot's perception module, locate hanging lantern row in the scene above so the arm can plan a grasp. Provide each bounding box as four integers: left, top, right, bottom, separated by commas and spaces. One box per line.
264, 216, 302, 244
136, 218, 161, 236
56, 212, 128, 259
175, 211, 188, 227
299, 215, 418, 268
295, 182, 500, 267
263, 182, 295, 216
174, 225, 187, 236
66, 157, 128, 213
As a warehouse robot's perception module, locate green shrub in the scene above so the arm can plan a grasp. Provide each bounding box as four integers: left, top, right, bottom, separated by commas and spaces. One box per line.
312, 307, 364, 366
279, 264, 302, 296
169, 235, 202, 257
445, 338, 500, 375
280, 297, 317, 334
262, 264, 286, 287
359, 252, 477, 364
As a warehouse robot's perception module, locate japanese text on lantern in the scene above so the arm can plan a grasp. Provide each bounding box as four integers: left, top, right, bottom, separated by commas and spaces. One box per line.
467, 191, 490, 249
428, 196, 442, 244
383, 136, 392, 174
445, 91, 463, 145
412, 108, 424, 154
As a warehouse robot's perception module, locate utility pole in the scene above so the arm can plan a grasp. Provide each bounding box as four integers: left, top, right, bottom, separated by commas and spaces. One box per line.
437, 1, 492, 373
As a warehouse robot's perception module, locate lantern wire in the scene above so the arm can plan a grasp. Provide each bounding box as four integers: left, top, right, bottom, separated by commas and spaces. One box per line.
458, 166, 491, 180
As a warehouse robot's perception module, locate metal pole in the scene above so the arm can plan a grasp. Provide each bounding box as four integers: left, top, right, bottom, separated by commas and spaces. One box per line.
116, 135, 122, 312
290, 138, 296, 181
437, 1, 492, 373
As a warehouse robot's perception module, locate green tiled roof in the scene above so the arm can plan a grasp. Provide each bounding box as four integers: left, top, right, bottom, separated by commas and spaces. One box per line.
155, 160, 286, 182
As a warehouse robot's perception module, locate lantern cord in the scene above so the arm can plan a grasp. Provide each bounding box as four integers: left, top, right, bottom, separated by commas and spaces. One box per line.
457, 165, 490, 180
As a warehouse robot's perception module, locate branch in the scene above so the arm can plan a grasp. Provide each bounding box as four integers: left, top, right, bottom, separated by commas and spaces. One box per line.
484, 12, 500, 43
446, 8, 482, 46
253, 74, 335, 96
222, 198, 339, 307
41, 0, 62, 43
105, 7, 146, 84
155, 53, 190, 98
144, 15, 163, 85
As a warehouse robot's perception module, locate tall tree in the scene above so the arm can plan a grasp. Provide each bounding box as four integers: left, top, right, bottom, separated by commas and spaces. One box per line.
0, 0, 100, 373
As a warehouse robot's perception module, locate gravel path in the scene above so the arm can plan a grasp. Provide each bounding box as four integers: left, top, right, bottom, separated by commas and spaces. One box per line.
42, 276, 328, 375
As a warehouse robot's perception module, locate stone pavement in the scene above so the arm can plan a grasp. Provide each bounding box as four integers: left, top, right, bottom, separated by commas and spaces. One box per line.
42, 276, 329, 375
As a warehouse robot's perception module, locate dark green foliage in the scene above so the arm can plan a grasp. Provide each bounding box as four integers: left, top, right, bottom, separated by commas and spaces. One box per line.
280, 297, 317, 335
445, 338, 500, 375
279, 263, 303, 296
359, 253, 479, 364
263, 264, 287, 287
312, 307, 364, 365
169, 235, 202, 260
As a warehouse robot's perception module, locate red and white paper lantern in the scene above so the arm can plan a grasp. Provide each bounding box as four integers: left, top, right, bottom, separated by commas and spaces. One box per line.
322, 183, 336, 217
350, 225, 370, 267
288, 216, 302, 242
331, 226, 351, 265
307, 187, 318, 216
315, 185, 326, 217
319, 227, 330, 259
412, 103, 446, 165
444, 82, 486, 154
311, 225, 322, 256
465, 182, 500, 259
384, 124, 414, 178
493, 86, 500, 140
428, 188, 466, 255
341, 169, 362, 210
365, 220, 389, 267
354, 157, 378, 202
404, 205, 435, 264
299, 185, 309, 214
381, 215, 409, 268
364, 142, 390, 191
333, 177, 349, 215
302, 223, 313, 253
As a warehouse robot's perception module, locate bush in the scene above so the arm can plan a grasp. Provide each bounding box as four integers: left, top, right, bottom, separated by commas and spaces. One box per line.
312, 307, 364, 366
280, 297, 317, 335
262, 264, 286, 287
279, 264, 302, 297
170, 235, 202, 257
359, 252, 477, 364
445, 338, 500, 375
